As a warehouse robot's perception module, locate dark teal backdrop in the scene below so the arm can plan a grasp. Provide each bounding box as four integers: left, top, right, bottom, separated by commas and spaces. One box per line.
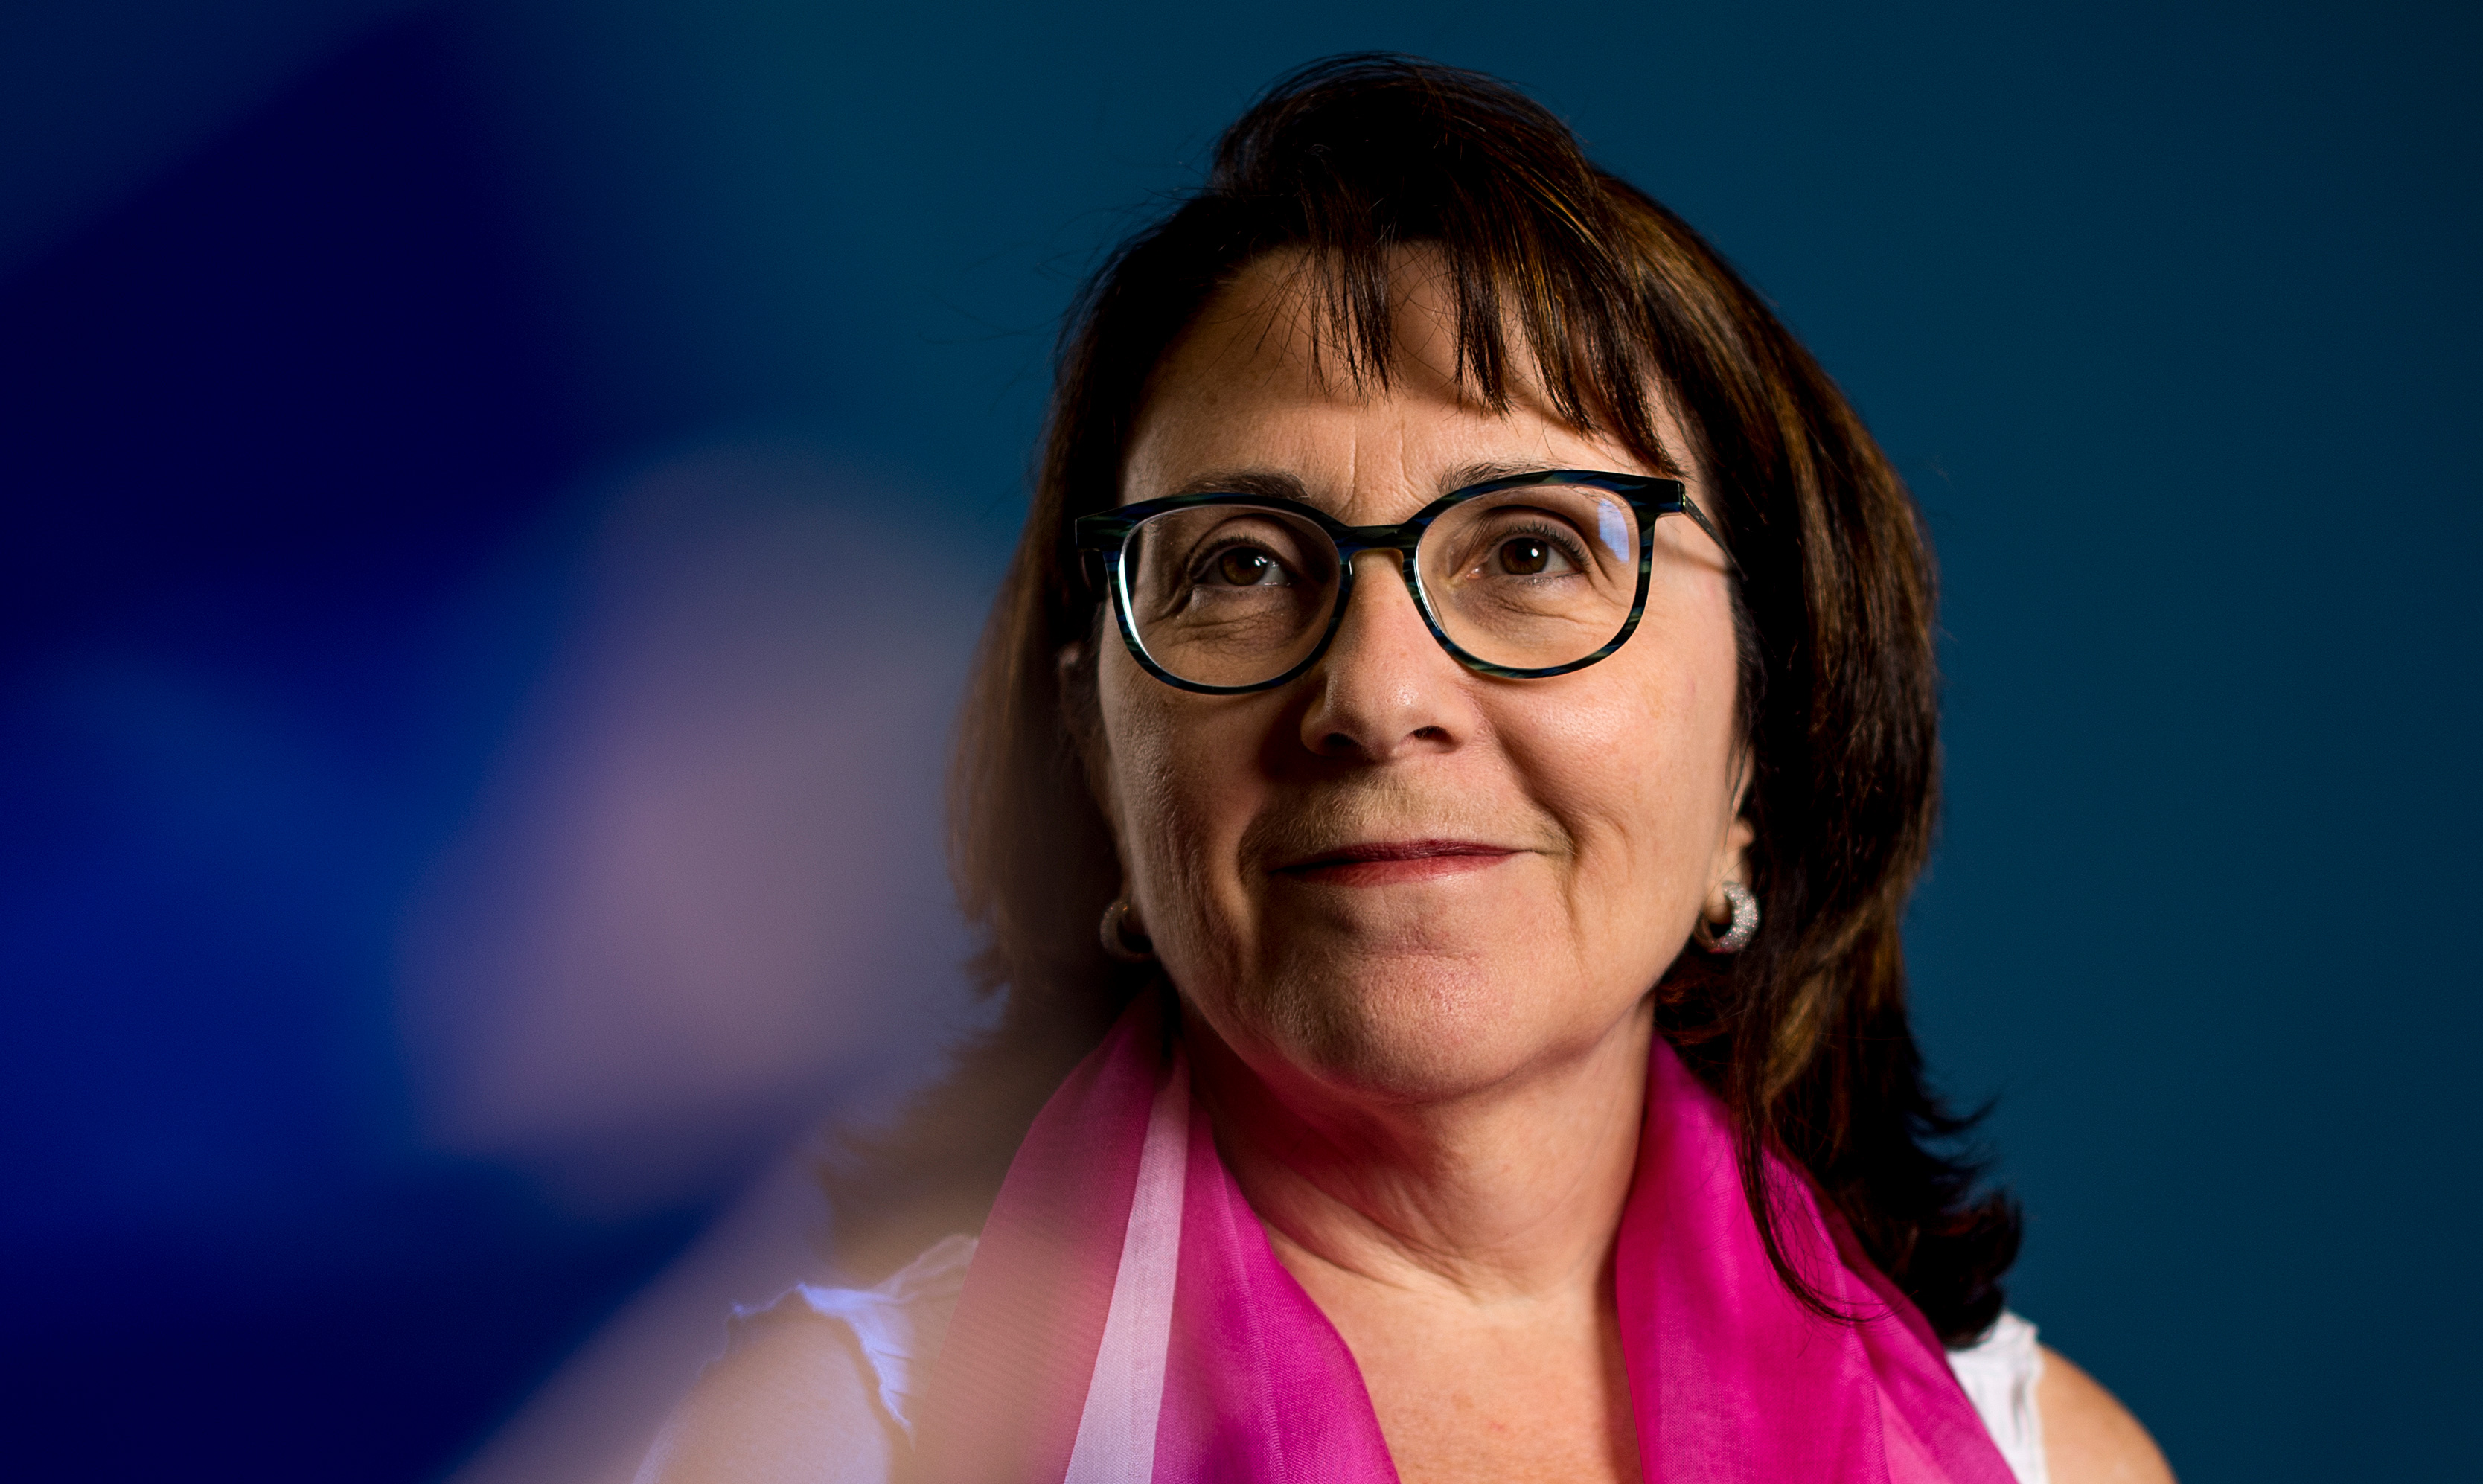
1, 3, 2474, 1480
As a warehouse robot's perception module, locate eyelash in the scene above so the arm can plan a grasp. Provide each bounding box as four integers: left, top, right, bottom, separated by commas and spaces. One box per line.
1488, 519, 1591, 572
1187, 536, 1288, 583
1171, 514, 1592, 585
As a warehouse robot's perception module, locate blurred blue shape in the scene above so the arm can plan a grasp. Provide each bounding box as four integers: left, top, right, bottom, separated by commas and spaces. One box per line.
0, 14, 686, 1480
0, 0, 426, 279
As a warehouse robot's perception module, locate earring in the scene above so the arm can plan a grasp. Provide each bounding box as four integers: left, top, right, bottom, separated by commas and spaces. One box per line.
1099, 897, 1156, 963
1693, 881, 1760, 955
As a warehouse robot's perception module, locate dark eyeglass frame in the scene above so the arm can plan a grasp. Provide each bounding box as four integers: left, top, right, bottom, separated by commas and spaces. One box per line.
1072, 468, 1733, 696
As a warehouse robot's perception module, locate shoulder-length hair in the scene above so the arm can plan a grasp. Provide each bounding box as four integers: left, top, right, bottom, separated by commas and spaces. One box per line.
836, 54, 2018, 1344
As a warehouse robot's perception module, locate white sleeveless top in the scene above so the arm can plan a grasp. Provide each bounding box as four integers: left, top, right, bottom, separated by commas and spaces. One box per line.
732, 1236, 2050, 1483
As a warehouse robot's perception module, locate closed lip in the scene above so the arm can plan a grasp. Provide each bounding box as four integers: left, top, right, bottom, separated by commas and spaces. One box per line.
1271, 839, 1521, 879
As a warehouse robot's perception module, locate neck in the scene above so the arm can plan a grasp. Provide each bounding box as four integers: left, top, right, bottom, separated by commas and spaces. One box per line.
1186, 1000, 1653, 1306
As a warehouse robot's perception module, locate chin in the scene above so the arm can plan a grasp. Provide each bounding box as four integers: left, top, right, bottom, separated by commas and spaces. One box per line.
1222, 946, 1606, 1106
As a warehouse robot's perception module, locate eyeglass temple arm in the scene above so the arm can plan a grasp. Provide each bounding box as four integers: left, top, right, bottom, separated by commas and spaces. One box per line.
1671, 493, 1744, 580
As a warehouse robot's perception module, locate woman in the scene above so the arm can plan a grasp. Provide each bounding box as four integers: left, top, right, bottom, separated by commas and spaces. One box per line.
643, 57, 2173, 1484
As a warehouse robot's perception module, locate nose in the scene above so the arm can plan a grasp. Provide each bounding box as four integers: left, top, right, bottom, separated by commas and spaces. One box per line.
1297, 549, 1469, 761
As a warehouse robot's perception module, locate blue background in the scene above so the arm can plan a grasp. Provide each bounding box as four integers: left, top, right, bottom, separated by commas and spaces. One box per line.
2, 2, 2474, 1480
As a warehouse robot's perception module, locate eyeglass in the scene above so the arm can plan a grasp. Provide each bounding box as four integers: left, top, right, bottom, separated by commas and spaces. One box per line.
1073, 469, 1732, 695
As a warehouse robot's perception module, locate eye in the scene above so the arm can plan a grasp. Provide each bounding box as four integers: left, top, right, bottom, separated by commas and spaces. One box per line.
1489, 531, 1581, 577
1201, 544, 1291, 586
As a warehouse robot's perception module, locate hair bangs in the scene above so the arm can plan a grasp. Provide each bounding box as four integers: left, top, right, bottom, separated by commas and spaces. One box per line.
1204, 56, 1670, 469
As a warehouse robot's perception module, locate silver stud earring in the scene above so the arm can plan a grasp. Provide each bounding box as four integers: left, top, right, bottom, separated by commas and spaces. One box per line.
1693, 881, 1760, 955
1099, 897, 1156, 962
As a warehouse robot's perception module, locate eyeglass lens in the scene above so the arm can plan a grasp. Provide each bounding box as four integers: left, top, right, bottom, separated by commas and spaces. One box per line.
1118, 486, 1645, 688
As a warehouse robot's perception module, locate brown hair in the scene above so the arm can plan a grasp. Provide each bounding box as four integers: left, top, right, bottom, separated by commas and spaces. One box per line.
834, 54, 2018, 1344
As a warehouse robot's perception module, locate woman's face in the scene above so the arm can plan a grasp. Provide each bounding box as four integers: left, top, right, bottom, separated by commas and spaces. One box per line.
1094, 254, 1749, 1107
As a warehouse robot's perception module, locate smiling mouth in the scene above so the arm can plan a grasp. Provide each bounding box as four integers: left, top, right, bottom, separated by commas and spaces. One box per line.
1273, 839, 1521, 886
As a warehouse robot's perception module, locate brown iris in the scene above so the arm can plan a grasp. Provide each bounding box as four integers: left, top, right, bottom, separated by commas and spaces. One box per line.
1499, 537, 1552, 575
1214, 548, 1279, 585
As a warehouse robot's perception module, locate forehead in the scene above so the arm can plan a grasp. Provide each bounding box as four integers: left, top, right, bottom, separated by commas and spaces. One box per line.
1124, 251, 1677, 508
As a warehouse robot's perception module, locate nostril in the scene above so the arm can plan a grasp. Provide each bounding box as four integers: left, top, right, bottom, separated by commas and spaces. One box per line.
1413, 726, 1449, 743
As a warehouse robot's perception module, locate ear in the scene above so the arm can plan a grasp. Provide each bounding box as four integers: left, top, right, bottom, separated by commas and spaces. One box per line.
1058, 639, 1131, 867
1707, 748, 1757, 912
1713, 815, 1755, 888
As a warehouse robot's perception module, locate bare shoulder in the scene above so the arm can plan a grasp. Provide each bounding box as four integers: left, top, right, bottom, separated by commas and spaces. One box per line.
634, 1309, 895, 1484
2038, 1345, 2175, 1484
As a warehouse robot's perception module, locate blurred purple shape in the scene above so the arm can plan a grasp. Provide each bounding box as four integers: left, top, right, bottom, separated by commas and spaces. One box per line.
400, 442, 987, 1215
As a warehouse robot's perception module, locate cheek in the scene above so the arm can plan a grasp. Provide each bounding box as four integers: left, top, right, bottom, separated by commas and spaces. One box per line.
1097, 654, 1263, 921
1513, 624, 1738, 918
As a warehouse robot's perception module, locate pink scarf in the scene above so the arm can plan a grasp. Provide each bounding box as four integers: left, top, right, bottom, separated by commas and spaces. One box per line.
910, 998, 2016, 1484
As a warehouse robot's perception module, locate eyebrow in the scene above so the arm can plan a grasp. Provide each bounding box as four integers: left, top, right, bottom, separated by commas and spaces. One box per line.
1436, 458, 1559, 490
1153, 459, 1599, 508
1159, 469, 1311, 502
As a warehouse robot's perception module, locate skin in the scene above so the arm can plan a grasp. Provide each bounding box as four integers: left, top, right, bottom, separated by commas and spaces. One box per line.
637, 251, 2174, 1483
1099, 255, 1745, 1484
